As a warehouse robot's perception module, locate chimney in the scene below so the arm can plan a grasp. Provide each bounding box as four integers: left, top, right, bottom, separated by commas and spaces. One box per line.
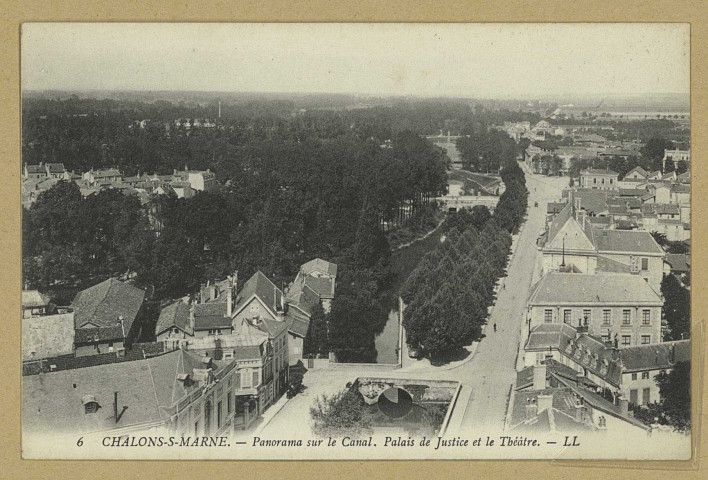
226, 276, 233, 317
574, 402, 585, 423
525, 398, 538, 420
576, 372, 584, 387
537, 394, 553, 413
533, 363, 547, 390
114, 391, 118, 423
619, 397, 629, 417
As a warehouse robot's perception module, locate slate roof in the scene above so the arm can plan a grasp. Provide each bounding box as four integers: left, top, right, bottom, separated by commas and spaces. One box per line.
581, 169, 619, 176
642, 203, 680, 216
665, 253, 690, 273
619, 340, 690, 372
193, 302, 227, 317
525, 323, 577, 351
74, 325, 126, 344
304, 275, 335, 299
22, 349, 212, 435
25, 164, 45, 174
624, 166, 648, 179
92, 169, 121, 178
22, 313, 75, 360
547, 202, 566, 215
596, 255, 633, 274
286, 272, 322, 317
193, 315, 232, 331
285, 311, 311, 338
510, 387, 594, 432
592, 229, 664, 255
527, 273, 663, 306
301, 258, 338, 277
619, 188, 646, 197
45, 163, 66, 174
155, 301, 192, 336
546, 202, 573, 245
22, 290, 51, 308
22, 342, 165, 376
72, 279, 145, 334
235, 271, 282, 317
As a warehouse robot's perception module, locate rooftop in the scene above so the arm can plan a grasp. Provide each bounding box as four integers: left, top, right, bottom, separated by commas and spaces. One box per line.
527, 272, 663, 306
72, 279, 145, 335
155, 301, 192, 336
22, 313, 75, 361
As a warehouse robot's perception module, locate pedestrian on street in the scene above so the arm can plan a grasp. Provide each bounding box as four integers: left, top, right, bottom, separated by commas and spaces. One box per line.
493, 323, 497, 333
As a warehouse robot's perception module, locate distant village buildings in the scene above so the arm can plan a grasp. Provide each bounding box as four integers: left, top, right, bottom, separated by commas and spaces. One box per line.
22, 162, 218, 208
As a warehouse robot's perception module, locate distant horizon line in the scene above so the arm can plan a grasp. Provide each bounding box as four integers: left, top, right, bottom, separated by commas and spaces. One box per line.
22, 88, 690, 102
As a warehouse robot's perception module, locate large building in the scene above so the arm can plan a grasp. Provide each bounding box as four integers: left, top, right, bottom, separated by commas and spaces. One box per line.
538, 198, 665, 293
526, 272, 663, 347
23, 348, 251, 439
522, 323, 690, 406
579, 169, 619, 191
72, 278, 146, 356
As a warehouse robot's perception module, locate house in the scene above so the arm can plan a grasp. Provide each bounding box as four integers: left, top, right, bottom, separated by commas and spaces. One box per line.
45, 162, 66, 178
526, 272, 663, 346
522, 323, 689, 407
23, 348, 247, 439
540, 197, 665, 293
184, 326, 275, 426
624, 166, 648, 181
579, 169, 619, 191
619, 340, 690, 405
22, 289, 51, 318
231, 271, 290, 396
24, 163, 48, 180
72, 278, 146, 356
83, 168, 122, 186
192, 277, 237, 337
172, 167, 217, 192
284, 258, 338, 365
22, 312, 75, 361
169, 180, 195, 199
677, 170, 691, 184
155, 300, 193, 350
665, 253, 690, 276
662, 148, 690, 171
510, 359, 650, 434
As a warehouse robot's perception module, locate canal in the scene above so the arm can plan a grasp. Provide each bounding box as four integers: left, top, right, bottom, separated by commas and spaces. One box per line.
374, 224, 445, 363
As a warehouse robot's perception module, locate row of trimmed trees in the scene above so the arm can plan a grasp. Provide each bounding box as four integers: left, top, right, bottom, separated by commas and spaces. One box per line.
400, 161, 528, 358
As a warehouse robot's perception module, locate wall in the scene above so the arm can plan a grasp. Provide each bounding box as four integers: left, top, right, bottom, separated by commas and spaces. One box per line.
75, 340, 124, 357
621, 370, 667, 405
597, 253, 663, 294
528, 304, 662, 347
288, 333, 304, 366
542, 251, 597, 275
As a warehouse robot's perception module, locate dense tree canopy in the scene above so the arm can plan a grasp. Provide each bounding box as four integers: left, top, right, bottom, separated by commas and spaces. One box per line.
401, 160, 526, 357
661, 274, 691, 341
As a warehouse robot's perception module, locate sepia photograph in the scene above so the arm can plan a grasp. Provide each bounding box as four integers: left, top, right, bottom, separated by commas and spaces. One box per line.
19, 22, 692, 460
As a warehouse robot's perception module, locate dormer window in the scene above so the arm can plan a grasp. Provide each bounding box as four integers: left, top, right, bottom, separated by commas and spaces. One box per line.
82, 395, 100, 414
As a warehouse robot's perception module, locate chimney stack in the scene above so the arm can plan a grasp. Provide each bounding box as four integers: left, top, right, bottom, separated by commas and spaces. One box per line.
226, 276, 233, 317
576, 372, 584, 387
619, 397, 629, 417
533, 363, 547, 390
525, 398, 538, 420
114, 391, 119, 423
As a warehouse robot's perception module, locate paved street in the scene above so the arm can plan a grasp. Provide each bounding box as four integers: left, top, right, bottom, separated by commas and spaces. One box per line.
453, 170, 567, 434
259, 168, 568, 438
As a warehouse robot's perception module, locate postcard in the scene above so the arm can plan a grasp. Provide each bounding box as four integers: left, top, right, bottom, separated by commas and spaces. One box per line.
20, 22, 692, 460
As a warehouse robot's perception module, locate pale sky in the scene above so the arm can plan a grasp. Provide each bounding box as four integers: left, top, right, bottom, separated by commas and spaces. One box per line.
21, 23, 689, 98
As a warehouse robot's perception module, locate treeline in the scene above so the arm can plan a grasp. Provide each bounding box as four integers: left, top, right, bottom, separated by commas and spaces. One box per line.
400, 161, 528, 357
455, 129, 519, 173
22, 183, 153, 304
22, 96, 538, 176
23, 130, 446, 361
